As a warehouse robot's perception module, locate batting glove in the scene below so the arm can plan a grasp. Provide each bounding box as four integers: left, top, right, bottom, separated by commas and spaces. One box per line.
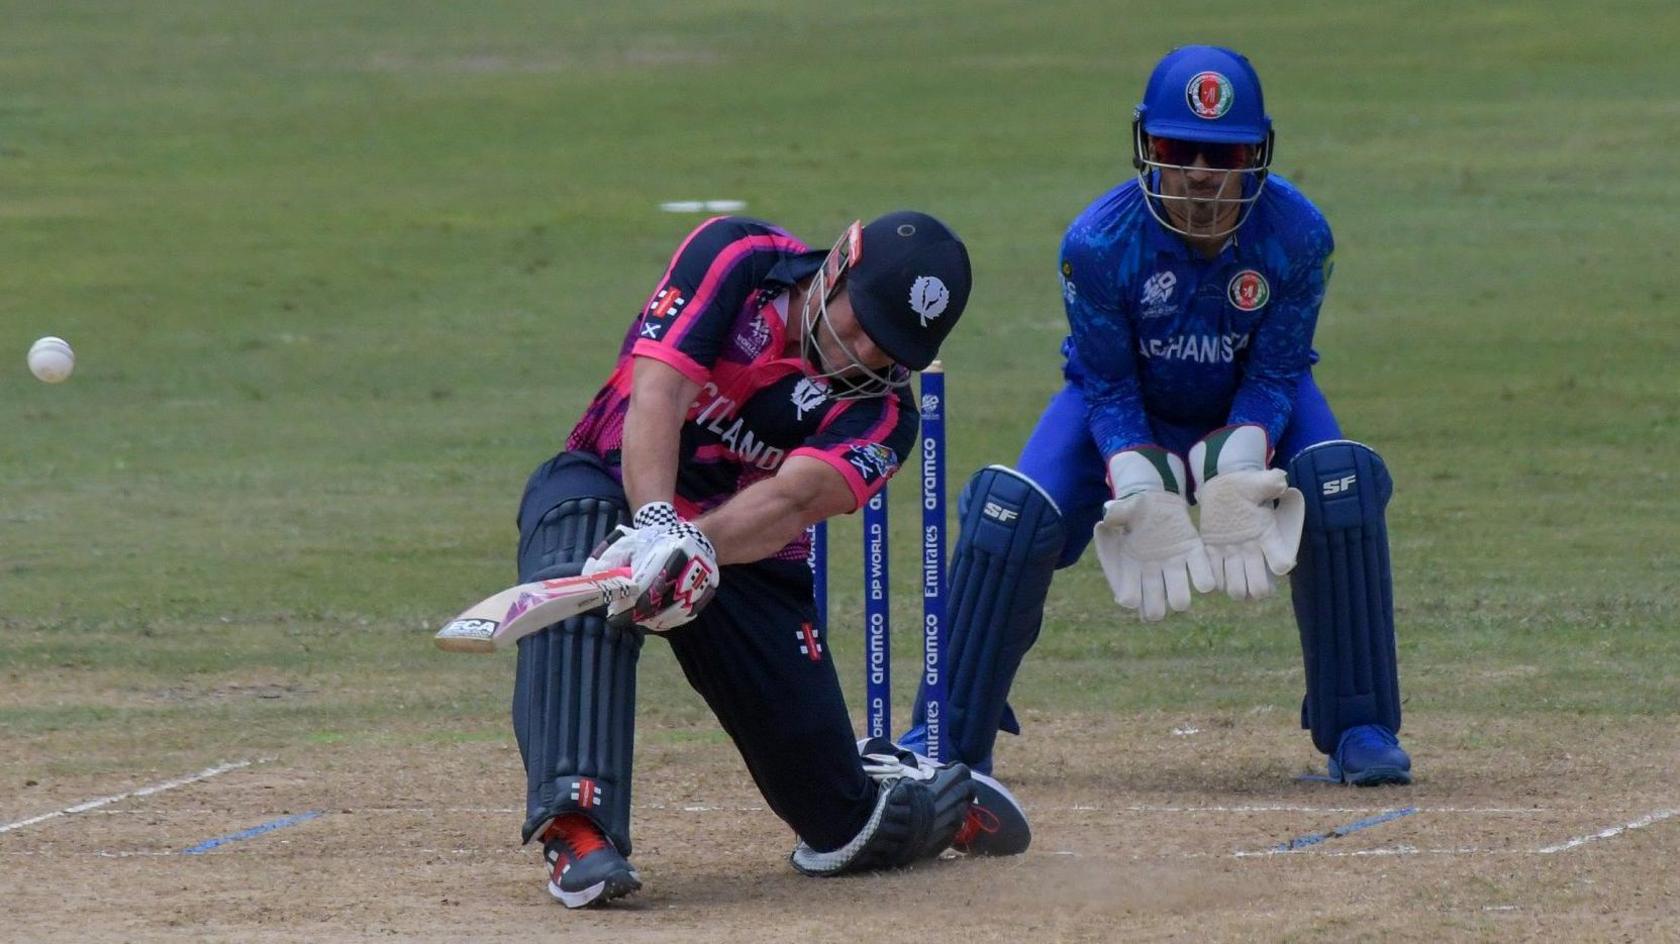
607, 502, 720, 633
583, 522, 661, 577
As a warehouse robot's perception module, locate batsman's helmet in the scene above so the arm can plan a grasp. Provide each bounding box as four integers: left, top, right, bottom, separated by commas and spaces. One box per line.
848, 211, 971, 371
801, 210, 971, 397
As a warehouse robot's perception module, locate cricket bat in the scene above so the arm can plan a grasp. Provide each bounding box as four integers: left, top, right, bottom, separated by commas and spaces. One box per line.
433, 567, 639, 653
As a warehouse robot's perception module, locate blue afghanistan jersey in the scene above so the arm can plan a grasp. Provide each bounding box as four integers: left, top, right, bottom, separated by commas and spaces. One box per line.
1058, 174, 1333, 459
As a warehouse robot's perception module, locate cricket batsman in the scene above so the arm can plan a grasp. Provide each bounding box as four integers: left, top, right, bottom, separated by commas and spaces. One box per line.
896, 46, 1412, 855
512, 211, 976, 907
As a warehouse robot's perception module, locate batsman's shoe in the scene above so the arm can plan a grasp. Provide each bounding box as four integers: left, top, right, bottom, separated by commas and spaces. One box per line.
1328, 724, 1413, 787
541, 814, 641, 908
952, 770, 1031, 856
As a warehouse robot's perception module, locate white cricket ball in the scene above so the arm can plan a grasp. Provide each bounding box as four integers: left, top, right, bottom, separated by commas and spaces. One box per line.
28, 336, 75, 383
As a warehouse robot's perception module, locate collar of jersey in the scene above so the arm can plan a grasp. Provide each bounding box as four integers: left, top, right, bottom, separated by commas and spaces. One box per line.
765, 249, 825, 287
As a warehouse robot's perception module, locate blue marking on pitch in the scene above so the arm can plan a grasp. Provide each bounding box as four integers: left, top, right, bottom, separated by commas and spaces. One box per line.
180, 811, 323, 855
1272, 806, 1418, 852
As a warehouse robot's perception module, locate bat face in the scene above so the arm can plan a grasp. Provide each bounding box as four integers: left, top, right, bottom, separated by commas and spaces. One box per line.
433, 567, 637, 653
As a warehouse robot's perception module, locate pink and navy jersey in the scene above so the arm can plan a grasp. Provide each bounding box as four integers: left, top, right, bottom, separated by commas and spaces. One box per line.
567, 217, 918, 560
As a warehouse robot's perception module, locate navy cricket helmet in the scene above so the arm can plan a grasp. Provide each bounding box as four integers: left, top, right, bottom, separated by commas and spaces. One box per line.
847, 211, 971, 371
1131, 46, 1275, 238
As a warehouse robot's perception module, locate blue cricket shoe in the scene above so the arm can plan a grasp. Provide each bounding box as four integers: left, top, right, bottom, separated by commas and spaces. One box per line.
1328, 724, 1413, 786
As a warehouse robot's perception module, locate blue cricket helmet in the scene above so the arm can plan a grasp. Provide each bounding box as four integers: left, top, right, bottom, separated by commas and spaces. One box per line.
1134, 45, 1271, 144
1131, 45, 1275, 240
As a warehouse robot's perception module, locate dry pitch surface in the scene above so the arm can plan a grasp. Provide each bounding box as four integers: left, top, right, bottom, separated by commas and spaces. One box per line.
5, 712, 1676, 943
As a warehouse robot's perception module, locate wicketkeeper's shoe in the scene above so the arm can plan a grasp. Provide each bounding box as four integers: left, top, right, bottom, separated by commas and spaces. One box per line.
1328, 724, 1413, 786
952, 770, 1031, 856
541, 813, 641, 908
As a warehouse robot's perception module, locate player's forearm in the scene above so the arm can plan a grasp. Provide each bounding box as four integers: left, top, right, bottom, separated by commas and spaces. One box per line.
1228, 381, 1293, 447
1085, 382, 1155, 460
697, 461, 854, 565
1068, 317, 1152, 457
1229, 338, 1308, 446
621, 358, 699, 511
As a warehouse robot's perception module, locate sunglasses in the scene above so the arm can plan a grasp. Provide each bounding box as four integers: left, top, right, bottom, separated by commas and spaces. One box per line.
1150, 136, 1255, 170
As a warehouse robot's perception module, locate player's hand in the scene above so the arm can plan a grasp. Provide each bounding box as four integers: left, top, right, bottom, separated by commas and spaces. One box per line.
608, 502, 720, 633
1195, 470, 1305, 600
1189, 425, 1305, 601
1092, 448, 1216, 621
583, 523, 660, 577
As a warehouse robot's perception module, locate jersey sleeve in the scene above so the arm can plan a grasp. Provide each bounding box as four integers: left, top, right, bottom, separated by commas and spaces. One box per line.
630, 217, 805, 385
1228, 218, 1334, 443
1061, 225, 1155, 459
786, 389, 918, 510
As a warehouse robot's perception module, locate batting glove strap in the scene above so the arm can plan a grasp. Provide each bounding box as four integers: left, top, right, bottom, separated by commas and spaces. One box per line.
632, 501, 681, 531
632, 502, 715, 560
666, 520, 715, 561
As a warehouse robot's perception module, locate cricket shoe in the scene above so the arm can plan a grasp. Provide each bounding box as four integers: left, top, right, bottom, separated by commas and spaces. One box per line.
952, 770, 1031, 856
1328, 724, 1413, 786
541, 813, 641, 908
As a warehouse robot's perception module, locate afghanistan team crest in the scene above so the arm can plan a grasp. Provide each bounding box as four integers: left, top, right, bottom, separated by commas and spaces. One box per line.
1186, 71, 1234, 120
1227, 269, 1270, 311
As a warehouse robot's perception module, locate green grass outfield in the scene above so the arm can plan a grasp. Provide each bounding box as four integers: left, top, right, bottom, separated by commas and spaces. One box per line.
2, 1, 1677, 770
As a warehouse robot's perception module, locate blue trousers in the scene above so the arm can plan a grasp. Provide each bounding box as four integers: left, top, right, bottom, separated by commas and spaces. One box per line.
900, 373, 1348, 769
1020, 374, 1342, 568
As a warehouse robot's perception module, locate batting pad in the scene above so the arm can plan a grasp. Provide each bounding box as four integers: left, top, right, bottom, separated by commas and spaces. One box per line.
513, 481, 641, 854
1287, 441, 1402, 755
913, 465, 1063, 771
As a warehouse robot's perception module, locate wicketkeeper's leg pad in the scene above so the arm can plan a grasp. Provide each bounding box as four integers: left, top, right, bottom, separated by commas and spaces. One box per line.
1287, 441, 1402, 755
512, 452, 641, 853
912, 465, 1063, 770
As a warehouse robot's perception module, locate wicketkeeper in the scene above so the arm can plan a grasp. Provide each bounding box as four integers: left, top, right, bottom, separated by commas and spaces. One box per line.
896, 46, 1413, 856
512, 211, 976, 907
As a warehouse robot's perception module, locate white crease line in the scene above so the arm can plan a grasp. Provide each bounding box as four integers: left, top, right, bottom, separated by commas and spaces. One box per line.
78, 806, 526, 816
67, 803, 1559, 818
0, 760, 267, 835
1091, 805, 1553, 815
0, 846, 1489, 861
1039, 846, 1509, 861
0, 844, 1541, 862
1, 849, 177, 858
1536, 808, 1678, 854
1233, 844, 1496, 859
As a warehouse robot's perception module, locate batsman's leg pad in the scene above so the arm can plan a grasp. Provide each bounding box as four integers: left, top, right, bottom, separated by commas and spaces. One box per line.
1287, 441, 1402, 755
912, 465, 1063, 770
511, 454, 641, 853
516, 452, 628, 583
790, 755, 974, 876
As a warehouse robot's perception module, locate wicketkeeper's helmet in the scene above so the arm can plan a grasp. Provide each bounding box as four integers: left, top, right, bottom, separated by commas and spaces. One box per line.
1131, 45, 1275, 238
